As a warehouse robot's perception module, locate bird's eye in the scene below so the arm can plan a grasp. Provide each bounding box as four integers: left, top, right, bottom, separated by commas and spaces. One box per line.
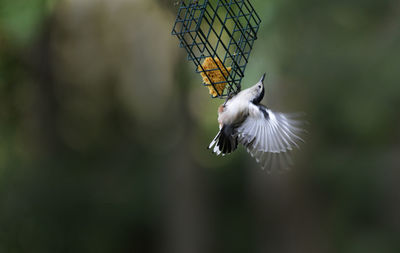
258, 85, 261, 89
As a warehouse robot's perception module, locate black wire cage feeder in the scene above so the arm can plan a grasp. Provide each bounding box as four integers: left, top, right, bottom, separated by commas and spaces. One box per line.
171, 0, 261, 98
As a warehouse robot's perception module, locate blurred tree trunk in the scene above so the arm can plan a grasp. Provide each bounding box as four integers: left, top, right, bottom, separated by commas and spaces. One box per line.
28, 19, 64, 156
162, 83, 212, 253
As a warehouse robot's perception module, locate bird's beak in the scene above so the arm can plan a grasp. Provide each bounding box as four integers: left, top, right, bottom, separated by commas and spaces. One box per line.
259, 73, 266, 85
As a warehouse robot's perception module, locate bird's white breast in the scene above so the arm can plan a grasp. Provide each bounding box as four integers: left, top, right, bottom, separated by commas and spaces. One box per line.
218, 97, 250, 126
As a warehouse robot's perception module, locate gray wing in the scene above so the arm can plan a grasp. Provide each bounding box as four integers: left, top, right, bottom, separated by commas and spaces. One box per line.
236, 104, 306, 171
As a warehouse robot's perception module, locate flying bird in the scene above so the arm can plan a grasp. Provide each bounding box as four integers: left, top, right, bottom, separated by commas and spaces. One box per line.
208, 74, 305, 171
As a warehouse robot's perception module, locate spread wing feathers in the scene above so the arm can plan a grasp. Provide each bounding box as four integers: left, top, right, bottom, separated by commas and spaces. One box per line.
248, 149, 294, 172
237, 107, 306, 170
208, 125, 238, 156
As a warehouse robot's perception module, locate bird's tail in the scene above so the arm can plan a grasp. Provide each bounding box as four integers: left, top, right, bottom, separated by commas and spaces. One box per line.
208, 125, 238, 156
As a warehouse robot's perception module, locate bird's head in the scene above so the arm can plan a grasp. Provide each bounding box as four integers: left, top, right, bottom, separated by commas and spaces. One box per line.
246, 73, 265, 104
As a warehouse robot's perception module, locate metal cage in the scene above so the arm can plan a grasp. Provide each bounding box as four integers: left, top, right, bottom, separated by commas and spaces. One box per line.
171, 0, 261, 98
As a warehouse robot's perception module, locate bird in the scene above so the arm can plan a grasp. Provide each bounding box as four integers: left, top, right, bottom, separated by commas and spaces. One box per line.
208, 73, 306, 171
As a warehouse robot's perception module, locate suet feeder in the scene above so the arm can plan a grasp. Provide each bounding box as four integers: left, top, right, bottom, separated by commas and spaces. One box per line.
172, 0, 261, 98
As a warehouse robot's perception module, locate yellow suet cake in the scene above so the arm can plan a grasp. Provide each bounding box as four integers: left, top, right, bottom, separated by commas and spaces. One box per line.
198, 57, 232, 97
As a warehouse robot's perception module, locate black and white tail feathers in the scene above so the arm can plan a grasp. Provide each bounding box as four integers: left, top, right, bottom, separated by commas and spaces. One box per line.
208, 125, 238, 156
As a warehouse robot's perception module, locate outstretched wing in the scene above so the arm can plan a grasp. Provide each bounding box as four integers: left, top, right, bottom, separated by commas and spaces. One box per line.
236, 103, 306, 171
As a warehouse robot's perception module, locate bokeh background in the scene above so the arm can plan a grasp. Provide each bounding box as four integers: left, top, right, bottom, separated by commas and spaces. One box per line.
1, 0, 400, 252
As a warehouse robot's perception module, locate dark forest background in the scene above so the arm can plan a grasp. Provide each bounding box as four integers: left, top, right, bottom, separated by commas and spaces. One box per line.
1, 0, 400, 252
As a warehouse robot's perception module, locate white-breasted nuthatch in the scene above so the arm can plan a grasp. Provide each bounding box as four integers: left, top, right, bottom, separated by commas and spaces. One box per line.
208, 74, 305, 170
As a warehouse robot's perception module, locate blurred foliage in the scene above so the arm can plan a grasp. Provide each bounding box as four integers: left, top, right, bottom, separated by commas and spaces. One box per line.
1, 0, 400, 252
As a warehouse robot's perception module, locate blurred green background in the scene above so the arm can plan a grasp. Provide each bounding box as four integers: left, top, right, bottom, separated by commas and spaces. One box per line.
1, 0, 400, 252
